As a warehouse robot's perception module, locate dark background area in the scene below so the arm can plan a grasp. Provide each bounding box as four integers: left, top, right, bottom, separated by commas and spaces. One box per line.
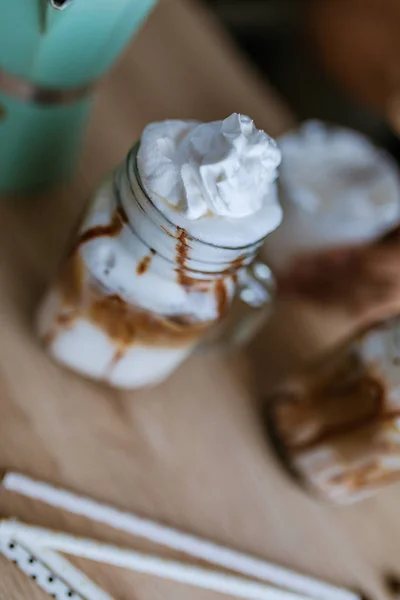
204, 0, 400, 159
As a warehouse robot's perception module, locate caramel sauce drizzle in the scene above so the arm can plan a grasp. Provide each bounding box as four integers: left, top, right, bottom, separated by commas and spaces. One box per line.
286, 376, 386, 453
136, 249, 156, 275
52, 252, 210, 350
42, 312, 77, 350
88, 292, 208, 348
215, 279, 228, 319
174, 227, 211, 290
173, 227, 246, 317
49, 214, 210, 350
72, 209, 125, 253
230, 272, 238, 286
106, 348, 126, 379
228, 255, 246, 271
59, 251, 85, 305
56, 313, 77, 328
48, 215, 249, 354
161, 225, 175, 237
176, 228, 188, 285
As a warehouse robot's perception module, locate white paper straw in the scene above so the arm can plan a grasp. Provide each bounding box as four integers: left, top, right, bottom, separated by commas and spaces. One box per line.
0, 531, 113, 600
0, 520, 312, 600
2, 472, 358, 600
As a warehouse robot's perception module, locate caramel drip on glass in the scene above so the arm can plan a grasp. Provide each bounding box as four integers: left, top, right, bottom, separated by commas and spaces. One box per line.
136, 249, 156, 275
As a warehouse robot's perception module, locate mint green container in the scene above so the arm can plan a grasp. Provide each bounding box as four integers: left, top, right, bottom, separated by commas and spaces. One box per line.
0, 0, 157, 193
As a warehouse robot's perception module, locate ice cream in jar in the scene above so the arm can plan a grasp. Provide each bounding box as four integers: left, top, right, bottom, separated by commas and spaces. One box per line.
37, 114, 282, 388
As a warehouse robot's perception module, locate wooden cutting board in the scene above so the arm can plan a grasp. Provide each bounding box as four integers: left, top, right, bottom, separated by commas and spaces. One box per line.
0, 1, 395, 599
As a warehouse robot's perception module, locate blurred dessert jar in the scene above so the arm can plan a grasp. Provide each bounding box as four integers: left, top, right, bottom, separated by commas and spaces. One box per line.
209, 121, 400, 352
263, 121, 400, 272
37, 114, 282, 389
266, 319, 400, 504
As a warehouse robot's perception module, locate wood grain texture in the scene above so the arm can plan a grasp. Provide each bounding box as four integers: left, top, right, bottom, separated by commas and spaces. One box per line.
0, 1, 395, 599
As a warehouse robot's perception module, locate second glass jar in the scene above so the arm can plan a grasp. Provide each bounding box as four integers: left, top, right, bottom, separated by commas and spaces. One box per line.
265, 318, 400, 504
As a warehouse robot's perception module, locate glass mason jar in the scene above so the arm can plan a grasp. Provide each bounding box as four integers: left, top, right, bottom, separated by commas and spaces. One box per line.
264, 318, 400, 504
36, 144, 267, 389
198, 260, 275, 352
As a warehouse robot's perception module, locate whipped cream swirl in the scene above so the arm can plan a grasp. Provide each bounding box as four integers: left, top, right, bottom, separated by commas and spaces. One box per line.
137, 113, 281, 220
279, 120, 400, 225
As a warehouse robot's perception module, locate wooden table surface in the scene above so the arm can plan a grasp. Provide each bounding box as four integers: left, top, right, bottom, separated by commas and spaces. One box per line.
0, 1, 397, 599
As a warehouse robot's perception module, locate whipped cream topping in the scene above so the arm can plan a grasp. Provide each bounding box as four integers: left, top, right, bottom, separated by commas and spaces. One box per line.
263, 121, 400, 270
279, 120, 400, 227
137, 113, 281, 221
